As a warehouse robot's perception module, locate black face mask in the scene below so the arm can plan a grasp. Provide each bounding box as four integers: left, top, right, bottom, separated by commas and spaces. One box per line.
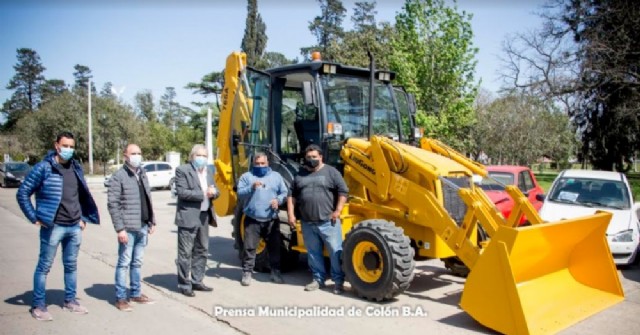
304, 158, 320, 169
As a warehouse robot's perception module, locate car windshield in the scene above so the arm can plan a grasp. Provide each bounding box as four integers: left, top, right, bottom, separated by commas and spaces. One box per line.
6, 163, 30, 172
478, 172, 514, 191
548, 177, 631, 209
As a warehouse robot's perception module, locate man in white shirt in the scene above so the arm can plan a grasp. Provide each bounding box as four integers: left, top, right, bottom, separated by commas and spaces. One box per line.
174, 144, 219, 297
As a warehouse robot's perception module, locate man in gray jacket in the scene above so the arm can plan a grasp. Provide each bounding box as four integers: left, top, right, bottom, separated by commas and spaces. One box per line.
236, 152, 288, 286
107, 144, 156, 312
174, 144, 219, 297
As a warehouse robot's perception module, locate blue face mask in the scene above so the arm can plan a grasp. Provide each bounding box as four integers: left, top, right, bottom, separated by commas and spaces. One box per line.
59, 147, 74, 161
193, 156, 207, 169
252, 166, 269, 177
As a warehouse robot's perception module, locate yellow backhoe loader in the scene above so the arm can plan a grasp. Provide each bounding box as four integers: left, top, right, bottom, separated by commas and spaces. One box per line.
213, 51, 624, 335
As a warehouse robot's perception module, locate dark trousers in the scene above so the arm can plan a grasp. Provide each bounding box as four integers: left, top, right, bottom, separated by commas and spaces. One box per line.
242, 216, 281, 272
177, 212, 209, 290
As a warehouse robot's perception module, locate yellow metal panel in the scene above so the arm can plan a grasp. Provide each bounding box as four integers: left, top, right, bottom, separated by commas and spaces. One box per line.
461, 211, 623, 335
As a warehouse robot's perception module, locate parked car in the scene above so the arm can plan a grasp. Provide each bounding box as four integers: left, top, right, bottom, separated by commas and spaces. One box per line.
104, 161, 175, 190
476, 165, 545, 225
0, 162, 31, 187
538, 169, 640, 265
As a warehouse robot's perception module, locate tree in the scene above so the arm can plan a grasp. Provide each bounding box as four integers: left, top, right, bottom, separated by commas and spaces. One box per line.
186, 71, 224, 97
500, 0, 640, 171
567, 0, 640, 171
100, 82, 116, 99
134, 90, 157, 122
159, 87, 183, 140
14, 92, 144, 165
41, 79, 67, 103
2, 48, 46, 130
390, 0, 479, 150
303, 0, 347, 61
471, 91, 574, 166
331, 2, 395, 68
261, 52, 297, 68
72, 64, 95, 95
241, 0, 268, 68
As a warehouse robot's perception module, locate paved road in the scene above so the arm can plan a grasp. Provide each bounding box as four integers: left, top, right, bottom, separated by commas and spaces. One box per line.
0, 182, 639, 335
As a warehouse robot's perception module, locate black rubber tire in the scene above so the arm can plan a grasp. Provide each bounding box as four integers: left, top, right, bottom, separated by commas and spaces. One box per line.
442, 225, 489, 277
442, 257, 470, 277
342, 219, 415, 301
233, 212, 300, 273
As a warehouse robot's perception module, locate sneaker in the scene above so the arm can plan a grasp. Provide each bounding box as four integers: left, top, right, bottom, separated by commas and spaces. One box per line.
115, 299, 133, 312
270, 270, 284, 284
63, 300, 88, 314
241, 272, 252, 286
130, 294, 155, 305
304, 280, 326, 291
333, 284, 345, 295
30, 306, 53, 321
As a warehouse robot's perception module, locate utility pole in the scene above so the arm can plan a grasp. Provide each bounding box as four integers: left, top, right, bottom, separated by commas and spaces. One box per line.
88, 79, 94, 175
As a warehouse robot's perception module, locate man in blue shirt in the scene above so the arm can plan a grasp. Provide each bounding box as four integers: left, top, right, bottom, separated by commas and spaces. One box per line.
236, 152, 288, 286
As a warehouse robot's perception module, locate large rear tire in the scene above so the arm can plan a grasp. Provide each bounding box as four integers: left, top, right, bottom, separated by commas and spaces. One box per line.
342, 219, 415, 301
233, 212, 299, 273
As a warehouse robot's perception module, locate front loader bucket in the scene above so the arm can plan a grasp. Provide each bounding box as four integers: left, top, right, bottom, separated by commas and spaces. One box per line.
460, 211, 623, 335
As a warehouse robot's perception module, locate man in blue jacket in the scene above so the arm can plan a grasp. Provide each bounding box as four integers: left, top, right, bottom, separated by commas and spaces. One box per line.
236, 152, 288, 286
16, 131, 99, 321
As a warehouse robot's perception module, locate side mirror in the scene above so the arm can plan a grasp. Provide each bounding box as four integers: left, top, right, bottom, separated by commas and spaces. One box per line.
536, 193, 546, 202
302, 81, 315, 106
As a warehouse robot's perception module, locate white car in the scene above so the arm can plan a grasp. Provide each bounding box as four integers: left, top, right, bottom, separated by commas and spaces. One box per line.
104, 161, 175, 190
539, 169, 640, 265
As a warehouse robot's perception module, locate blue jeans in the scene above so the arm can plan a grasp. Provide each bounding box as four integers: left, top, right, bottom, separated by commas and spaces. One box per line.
115, 226, 148, 300
33, 223, 82, 308
301, 220, 344, 285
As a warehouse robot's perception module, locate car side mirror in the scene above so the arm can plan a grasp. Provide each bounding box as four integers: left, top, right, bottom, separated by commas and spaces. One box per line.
536, 193, 546, 202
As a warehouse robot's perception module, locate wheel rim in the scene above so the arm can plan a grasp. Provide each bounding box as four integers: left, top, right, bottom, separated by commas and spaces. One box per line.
352, 240, 383, 283
240, 216, 266, 254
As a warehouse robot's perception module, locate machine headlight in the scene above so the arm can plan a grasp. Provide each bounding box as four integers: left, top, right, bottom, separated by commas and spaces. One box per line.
6, 172, 15, 178
611, 229, 634, 242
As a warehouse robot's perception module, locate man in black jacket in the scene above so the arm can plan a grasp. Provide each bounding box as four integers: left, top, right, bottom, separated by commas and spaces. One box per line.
107, 144, 156, 311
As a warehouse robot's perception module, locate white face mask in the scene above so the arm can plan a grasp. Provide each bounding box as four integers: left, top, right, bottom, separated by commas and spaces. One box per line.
128, 154, 142, 168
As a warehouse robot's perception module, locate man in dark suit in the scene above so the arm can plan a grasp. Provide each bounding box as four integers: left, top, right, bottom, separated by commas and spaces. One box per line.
174, 144, 219, 297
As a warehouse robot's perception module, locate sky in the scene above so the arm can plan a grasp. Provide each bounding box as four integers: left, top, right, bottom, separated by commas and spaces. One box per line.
0, 0, 546, 118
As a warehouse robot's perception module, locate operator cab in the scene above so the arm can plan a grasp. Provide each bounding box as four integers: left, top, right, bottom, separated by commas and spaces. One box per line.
243, 56, 418, 174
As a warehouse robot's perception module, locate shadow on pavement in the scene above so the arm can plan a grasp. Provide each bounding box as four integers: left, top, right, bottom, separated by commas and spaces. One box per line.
4, 289, 64, 307
437, 312, 497, 335
84, 283, 115, 304
144, 273, 178, 293
208, 236, 241, 268
621, 264, 640, 283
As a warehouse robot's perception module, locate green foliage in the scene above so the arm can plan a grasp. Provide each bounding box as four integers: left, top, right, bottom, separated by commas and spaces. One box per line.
304, 0, 347, 61
72, 64, 95, 95
261, 51, 297, 69
565, 0, 640, 172
389, 0, 478, 151
134, 90, 157, 122
331, 2, 395, 68
2, 48, 46, 131
471, 91, 575, 166
241, 0, 268, 68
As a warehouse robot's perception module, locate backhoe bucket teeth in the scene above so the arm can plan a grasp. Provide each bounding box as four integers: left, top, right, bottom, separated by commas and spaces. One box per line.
460, 212, 623, 335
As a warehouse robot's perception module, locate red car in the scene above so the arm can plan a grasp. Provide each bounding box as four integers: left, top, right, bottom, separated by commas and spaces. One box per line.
477, 165, 545, 225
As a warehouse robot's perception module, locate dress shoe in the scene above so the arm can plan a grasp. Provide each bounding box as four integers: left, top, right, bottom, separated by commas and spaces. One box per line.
192, 284, 213, 292
180, 288, 195, 297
